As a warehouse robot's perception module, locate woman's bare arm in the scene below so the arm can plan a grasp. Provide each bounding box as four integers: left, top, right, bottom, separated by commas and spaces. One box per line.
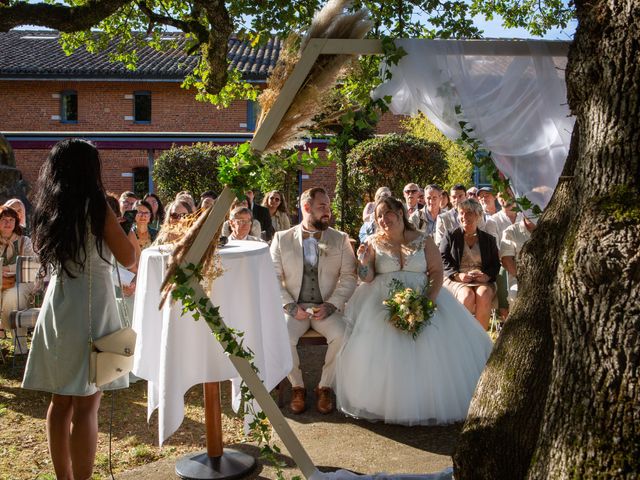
424, 236, 443, 301
103, 208, 136, 268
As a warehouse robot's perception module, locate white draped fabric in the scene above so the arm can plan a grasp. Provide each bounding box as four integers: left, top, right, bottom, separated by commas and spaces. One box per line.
372, 39, 575, 208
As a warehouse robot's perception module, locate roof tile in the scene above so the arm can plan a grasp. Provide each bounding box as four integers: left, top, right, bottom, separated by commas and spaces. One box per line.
0, 30, 281, 81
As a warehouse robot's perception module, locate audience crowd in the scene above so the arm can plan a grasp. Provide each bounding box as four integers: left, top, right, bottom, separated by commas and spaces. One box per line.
0, 179, 537, 354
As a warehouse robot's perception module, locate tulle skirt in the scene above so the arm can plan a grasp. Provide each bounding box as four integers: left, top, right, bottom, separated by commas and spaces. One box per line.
336, 271, 493, 425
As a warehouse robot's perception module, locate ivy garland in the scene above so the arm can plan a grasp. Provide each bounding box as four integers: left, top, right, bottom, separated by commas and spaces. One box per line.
168, 38, 409, 479
456, 105, 543, 217
217, 141, 322, 199
171, 263, 298, 480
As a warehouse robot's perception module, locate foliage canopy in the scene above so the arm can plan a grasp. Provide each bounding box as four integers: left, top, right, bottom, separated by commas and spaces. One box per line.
153, 143, 233, 202
336, 133, 447, 236
402, 113, 473, 190
0, 1, 575, 105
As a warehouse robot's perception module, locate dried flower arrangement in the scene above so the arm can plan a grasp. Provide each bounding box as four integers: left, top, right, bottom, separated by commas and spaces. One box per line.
257, 0, 373, 153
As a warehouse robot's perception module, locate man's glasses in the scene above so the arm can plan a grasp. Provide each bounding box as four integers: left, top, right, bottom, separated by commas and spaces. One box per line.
404, 189, 418, 194
170, 212, 186, 220
232, 219, 252, 225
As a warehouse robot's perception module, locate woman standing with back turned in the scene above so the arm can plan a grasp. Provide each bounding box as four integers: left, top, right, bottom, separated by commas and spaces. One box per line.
22, 139, 135, 480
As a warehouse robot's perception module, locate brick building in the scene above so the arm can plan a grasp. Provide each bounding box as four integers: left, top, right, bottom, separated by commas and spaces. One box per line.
0, 29, 403, 200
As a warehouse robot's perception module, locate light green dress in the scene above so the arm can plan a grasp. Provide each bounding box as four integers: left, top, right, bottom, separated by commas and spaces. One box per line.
22, 234, 128, 395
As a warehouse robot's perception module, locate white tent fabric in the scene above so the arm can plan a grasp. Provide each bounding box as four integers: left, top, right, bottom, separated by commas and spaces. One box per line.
372, 39, 575, 208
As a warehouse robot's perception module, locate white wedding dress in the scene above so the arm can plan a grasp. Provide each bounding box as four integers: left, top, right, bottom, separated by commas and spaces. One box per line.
336, 235, 493, 425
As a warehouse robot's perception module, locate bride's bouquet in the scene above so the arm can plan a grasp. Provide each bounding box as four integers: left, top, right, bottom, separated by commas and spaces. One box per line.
383, 279, 436, 339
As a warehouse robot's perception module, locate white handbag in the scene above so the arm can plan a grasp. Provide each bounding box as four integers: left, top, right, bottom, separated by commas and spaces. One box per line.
87, 251, 136, 388
89, 327, 136, 387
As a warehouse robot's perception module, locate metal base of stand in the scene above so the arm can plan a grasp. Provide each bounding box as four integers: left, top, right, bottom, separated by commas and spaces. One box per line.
175, 448, 256, 480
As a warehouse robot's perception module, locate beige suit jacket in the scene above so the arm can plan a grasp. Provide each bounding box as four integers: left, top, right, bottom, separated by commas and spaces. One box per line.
270, 225, 357, 311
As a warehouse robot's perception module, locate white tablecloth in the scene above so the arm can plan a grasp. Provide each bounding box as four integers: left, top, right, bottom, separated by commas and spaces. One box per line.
132, 241, 292, 444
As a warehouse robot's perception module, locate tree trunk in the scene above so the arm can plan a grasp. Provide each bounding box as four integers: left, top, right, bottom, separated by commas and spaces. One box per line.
454, 0, 640, 478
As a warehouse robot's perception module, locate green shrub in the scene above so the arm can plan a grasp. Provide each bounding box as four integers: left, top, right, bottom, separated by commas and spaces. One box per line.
152, 143, 235, 202
336, 133, 447, 237
402, 113, 473, 190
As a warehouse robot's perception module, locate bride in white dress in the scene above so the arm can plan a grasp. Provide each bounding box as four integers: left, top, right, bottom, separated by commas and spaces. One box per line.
336, 196, 493, 425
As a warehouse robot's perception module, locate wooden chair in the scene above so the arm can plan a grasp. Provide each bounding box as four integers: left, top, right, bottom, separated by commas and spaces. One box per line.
277, 328, 327, 407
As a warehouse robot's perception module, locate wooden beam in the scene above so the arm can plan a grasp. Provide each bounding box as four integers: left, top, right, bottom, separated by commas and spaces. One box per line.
251, 38, 327, 153
188, 274, 319, 479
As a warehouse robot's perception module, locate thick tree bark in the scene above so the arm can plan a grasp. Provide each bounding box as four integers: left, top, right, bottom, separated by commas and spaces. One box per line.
455, 0, 640, 478
0, 0, 130, 32
0, 0, 233, 95
453, 128, 580, 479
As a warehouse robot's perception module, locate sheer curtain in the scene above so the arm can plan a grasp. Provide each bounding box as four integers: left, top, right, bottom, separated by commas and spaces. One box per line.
372, 39, 574, 208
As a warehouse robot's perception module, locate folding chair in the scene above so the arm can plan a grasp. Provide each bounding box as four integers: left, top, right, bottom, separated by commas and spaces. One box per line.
9, 256, 44, 365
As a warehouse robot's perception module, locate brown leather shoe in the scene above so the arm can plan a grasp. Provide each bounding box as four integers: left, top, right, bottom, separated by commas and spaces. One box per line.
290, 387, 306, 414
315, 386, 334, 414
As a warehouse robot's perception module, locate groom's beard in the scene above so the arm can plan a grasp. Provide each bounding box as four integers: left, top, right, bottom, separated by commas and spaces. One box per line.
310, 215, 330, 231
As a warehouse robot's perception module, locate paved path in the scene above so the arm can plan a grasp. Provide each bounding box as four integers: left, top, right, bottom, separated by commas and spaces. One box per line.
119, 345, 460, 479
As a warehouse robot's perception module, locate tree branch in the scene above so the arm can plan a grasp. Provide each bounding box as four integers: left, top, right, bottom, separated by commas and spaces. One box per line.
0, 0, 132, 32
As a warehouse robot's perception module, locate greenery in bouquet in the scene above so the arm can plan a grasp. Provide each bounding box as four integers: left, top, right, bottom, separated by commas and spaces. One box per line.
383, 278, 436, 339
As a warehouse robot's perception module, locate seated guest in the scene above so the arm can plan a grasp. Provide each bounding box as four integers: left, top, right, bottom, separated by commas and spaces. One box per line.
477, 186, 498, 215
410, 184, 443, 237
154, 200, 194, 244
246, 190, 274, 241
500, 214, 538, 304
491, 191, 522, 320
119, 191, 138, 215
174, 191, 197, 211
435, 184, 498, 247
362, 186, 392, 224
222, 199, 262, 238
199, 190, 218, 210
440, 199, 500, 329
132, 200, 158, 249
440, 190, 452, 212
358, 187, 392, 242
0, 205, 35, 353
262, 190, 291, 233
228, 207, 264, 242
4, 198, 28, 234
143, 193, 165, 229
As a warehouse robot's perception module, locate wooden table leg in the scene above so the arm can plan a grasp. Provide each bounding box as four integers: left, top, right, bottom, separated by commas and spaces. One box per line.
175, 382, 256, 479
203, 382, 223, 457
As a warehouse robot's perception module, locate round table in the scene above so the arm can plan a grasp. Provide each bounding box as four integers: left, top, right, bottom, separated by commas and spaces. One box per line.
132, 241, 292, 479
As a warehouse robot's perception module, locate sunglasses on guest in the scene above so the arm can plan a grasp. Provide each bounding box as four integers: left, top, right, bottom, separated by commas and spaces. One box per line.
169, 212, 186, 220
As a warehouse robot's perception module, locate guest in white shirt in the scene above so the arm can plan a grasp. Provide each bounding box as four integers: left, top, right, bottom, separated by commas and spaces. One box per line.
410, 184, 442, 237
403, 183, 422, 216
500, 215, 537, 305
489, 190, 522, 319
477, 186, 498, 215
228, 207, 264, 242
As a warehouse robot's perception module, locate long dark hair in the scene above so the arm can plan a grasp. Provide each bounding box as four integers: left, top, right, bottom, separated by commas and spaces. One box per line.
32, 139, 107, 276
144, 192, 165, 223
374, 196, 416, 232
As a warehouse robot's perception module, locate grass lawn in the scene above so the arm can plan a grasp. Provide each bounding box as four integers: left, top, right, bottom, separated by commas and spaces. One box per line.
0, 337, 246, 480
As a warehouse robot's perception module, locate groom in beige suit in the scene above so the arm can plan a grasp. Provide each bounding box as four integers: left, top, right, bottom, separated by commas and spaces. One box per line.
270, 187, 357, 414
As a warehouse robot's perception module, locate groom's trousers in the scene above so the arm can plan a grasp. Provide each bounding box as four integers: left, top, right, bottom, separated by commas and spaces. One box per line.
285, 307, 345, 389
